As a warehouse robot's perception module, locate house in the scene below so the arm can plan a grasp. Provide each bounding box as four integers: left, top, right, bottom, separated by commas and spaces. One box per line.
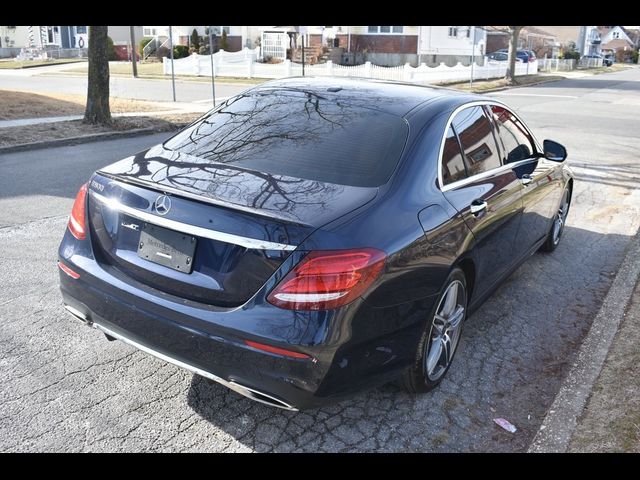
486, 26, 558, 57
416, 26, 486, 65
0, 26, 143, 59
598, 26, 635, 60
142, 26, 251, 52
578, 26, 602, 56
258, 26, 486, 66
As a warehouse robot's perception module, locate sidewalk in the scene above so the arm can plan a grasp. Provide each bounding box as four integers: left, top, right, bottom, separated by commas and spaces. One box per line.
0, 102, 213, 129
529, 229, 640, 452
568, 273, 640, 452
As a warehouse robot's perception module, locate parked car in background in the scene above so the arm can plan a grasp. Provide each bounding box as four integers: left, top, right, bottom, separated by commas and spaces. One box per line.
581, 54, 612, 67
487, 51, 523, 62
58, 78, 573, 411
495, 48, 533, 63
525, 50, 537, 62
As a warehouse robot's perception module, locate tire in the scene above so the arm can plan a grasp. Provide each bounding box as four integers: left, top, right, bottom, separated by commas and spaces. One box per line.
402, 268, 468, 393
540, 187, 571, 253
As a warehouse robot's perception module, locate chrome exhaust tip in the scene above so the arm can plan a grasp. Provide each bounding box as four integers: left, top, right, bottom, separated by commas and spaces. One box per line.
64, 304, 92, 325
227, 381, 298, 411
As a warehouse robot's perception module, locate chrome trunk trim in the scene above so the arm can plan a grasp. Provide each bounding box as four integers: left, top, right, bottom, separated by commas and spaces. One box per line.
90, 191, 297, 252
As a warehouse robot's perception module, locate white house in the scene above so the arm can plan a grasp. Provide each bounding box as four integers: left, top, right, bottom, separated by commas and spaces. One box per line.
417, 26, 486, 63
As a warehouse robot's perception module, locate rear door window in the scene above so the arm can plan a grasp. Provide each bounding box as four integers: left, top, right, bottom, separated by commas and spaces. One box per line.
441, 125, 467, 185
452, 106, 502, 177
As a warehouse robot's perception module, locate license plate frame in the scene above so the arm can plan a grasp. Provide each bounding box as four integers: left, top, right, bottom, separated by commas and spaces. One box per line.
137, 223, 197, 273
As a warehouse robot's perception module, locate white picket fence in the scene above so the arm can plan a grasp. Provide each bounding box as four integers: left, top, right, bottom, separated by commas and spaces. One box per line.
163, 48, 539, 84
538, 58, 576, 72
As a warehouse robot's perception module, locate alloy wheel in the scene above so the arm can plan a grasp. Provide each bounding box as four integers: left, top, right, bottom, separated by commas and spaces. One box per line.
552, 192, 570, 245
425, 280, 466, 381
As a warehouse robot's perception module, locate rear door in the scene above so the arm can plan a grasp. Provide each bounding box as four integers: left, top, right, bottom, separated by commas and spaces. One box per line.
488, 104, 562, 256
440, 105, 524, 294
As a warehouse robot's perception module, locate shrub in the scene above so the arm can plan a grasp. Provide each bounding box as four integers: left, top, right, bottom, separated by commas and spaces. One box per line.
173, 44, 189, 59
156, 45, 170, 59
106, 36, 117, 61
188, 46, 197, 55
140, 37, 153, 56
199, 45, 210, 55
190, 29, 200, 50
562, 50, 580, 61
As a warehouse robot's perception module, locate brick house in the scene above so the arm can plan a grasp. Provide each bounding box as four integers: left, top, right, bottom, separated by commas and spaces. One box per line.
486, 26, 558, 57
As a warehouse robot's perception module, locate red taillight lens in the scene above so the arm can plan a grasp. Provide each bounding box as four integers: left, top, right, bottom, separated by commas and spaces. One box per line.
267, 248, 386, 310
58, 261, 80, 279
68, 183, 88, 240
244, 340, 312, 359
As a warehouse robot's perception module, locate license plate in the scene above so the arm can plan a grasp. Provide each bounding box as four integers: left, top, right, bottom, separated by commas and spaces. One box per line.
137, 223, 197, 273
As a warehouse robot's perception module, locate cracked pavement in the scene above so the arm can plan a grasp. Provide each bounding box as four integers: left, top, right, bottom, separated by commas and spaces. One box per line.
1, 69, 640, 452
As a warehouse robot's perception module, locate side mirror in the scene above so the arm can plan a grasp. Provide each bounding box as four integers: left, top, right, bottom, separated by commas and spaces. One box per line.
543, 139, 567, 162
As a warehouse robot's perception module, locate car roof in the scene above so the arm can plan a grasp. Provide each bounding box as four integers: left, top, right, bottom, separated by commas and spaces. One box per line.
248, 76, 471, 117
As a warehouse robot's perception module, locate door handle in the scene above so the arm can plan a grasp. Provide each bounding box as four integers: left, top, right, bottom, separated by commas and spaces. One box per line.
469, 200, 487, 215
521, 174, 533, 186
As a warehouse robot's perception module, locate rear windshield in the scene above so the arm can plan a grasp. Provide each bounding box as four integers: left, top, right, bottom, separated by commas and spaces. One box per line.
163, 88, 409, 188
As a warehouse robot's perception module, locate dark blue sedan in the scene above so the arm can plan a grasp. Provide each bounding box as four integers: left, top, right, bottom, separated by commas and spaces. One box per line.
58, 77, 573, 410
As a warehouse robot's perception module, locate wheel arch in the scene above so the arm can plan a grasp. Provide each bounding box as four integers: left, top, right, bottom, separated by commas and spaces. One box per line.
455, 256, 476, 304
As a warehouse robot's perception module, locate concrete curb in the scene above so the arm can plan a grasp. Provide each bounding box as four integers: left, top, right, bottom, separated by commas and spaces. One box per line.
528, 229, 640, 452
0, 127, 182, 155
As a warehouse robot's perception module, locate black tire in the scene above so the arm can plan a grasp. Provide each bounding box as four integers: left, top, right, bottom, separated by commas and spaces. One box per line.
540, 187, 571, 253
402, 267, 468, 393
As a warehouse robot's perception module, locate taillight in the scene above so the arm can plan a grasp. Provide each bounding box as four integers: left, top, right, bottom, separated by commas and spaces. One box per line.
267, 248, 386, 310
68, 183, 88, 240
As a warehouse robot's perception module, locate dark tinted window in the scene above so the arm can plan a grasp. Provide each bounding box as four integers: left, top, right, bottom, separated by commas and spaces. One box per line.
452, 106, 502, 177
164, 89, 409, 188
489, 105, 535, 164
442, 125, 467, 185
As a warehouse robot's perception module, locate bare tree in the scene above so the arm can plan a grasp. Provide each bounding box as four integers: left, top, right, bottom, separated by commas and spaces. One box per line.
84, 26, 111, 125
505, 26, 524, 84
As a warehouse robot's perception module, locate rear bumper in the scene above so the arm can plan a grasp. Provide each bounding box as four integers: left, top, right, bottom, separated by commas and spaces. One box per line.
59, 267, 331, 410
62, 301, 299, 410
59, 251, 426, 411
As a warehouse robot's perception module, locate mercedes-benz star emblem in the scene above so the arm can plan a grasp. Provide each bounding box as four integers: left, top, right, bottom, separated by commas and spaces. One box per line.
154, 195, 172, 216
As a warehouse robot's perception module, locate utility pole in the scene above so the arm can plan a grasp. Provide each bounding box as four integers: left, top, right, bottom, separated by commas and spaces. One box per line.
169, 26, 176, 102
470, 26, 475, 87
301, 34, 305, 76
209, 27, 216, 107
129, 26, 138, 78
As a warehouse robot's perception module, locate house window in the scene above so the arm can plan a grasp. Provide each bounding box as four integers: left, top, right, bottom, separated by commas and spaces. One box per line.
143, 28, 157, 37
210, 26, 231, 36
448, 26, 458, 37
466, 28, 471, 38
76, 26, 87, 34
46, 26, 59, 44
367, 26, 403, 34
613, 31, 620, 39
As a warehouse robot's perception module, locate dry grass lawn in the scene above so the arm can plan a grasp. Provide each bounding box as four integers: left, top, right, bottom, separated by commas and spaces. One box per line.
0, 59, 85, 69
0, 90, 166, 121
447, 75, 566, 92
0, 112, 201, 148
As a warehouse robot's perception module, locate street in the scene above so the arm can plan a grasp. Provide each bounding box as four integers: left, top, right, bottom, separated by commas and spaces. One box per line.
1, 68, 639, 452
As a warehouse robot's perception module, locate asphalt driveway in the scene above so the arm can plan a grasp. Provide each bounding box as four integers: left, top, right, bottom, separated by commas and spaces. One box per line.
1, 68, 639, 452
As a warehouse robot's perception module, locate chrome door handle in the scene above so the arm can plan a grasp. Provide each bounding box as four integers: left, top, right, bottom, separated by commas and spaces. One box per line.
521, 174, 533, 186
470, 200, 488, 215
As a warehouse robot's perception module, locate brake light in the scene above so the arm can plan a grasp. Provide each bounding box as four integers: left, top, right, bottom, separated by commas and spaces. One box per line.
68, 183, 88, 240
267, 248, 386, 310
